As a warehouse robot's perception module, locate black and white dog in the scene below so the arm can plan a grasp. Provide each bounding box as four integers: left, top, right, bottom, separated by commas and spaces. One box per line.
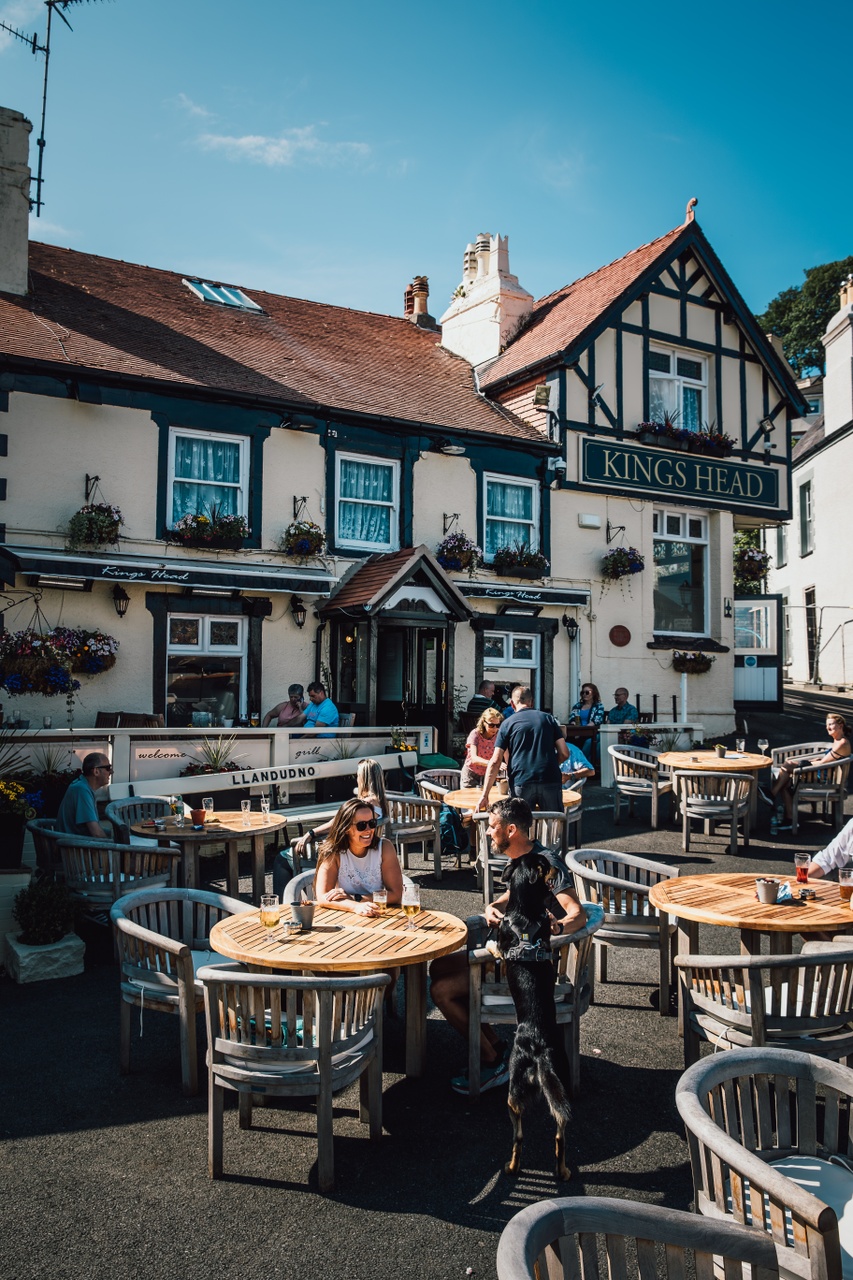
488, 850, 573, 1181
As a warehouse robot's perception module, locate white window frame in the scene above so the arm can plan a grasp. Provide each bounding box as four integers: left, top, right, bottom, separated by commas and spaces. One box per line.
648, 344, 707, 431
799, 481, 814, 556
733, 601, 776, 655
775, 523, 787, 569
652, 507, 709, 637
167, 615, 246, 655
482, 631, 540, 666
167, 427, 249, 529
335, 452, 400, 553
483, 473, 540, 562
183, 279, 262, 312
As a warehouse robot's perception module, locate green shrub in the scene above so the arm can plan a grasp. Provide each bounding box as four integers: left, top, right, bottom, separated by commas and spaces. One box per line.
13, 877, 75, 946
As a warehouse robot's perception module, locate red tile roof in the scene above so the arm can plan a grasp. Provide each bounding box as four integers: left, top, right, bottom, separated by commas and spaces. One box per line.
0, 242, 545, 444
480, 224, 688, 389
321, 545, 470, 616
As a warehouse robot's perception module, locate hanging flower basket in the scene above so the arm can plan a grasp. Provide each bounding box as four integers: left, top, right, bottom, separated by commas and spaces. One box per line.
601, 546, 644, 580
279, 520, 326, 558
51, 627, 119, 675
66, 502, 124, 550
491, 542, 550, 579
166, 511, 248, 550
0, 630, 81, 698
672, 650, 715, 675
435, 531, 483, 576
733, 545, 771, 594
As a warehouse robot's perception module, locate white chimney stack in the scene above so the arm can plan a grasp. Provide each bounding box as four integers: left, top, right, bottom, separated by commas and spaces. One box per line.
439, 232, 533, 368
821, 274, 853, 437
0, 107, 31, 297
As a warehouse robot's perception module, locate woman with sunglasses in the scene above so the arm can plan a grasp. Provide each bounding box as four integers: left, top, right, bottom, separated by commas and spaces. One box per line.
568, 682, 606, 727
761, 712, 852, 830
314, 796, 404, 915
293, 757, 388, 859
460, 709, 503, 788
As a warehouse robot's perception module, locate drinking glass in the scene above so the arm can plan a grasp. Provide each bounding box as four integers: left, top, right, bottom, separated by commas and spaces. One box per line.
794, 851, 810, 884
173, 810, 185, 829
169, 794, 180, 816
372, 889, 387, 914
402, 883, 420, 931
757, 737, 769, 758
735, 738, 746, 753
259, 894, 280, 929
840, 866, 853, 904
260, 795, 271, 819
250, 710, 260, 727
43, 716, 52, 729
241, 799, 252, 828
202, 796, 214, 822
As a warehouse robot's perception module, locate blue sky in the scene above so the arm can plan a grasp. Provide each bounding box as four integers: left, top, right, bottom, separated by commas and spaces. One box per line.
1, 0, 851, 322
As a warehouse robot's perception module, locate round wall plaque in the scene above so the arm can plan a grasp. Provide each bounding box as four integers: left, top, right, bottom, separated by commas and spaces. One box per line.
609, 625, 631, 648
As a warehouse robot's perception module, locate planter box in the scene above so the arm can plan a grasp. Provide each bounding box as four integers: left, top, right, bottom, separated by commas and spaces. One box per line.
5, 930, 85, 983
0, 868, 32, 937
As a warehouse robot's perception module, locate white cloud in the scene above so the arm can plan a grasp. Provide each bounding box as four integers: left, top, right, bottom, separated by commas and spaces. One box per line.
197, 125, 370, 168
175, 92, 213, 120
28, 213, 73, 240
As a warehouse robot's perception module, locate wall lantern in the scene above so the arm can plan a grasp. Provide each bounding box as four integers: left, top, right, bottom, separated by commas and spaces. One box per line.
112, 584, 130, 619
678, 580, 692, 612
561, 613, 580, 642
290, 595, 307, 629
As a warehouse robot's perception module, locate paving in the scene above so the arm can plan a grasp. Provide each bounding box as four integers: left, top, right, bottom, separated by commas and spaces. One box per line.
1, 687, 850, 1280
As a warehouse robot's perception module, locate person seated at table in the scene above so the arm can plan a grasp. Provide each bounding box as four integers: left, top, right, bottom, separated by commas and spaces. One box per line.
460, 708, 503, 788
314, 797, 403, 915
466, 680, 506, 717
568, 682, 606, 727
288, 681, 339, 736
262, 683, 306, 727
430, 797, 585, 1095
293, 759, 388, 859
560, 741, 595, 785
55, 751, 110, 839
759, 712, 851, 830
607, 687, 638, 725
804, 815, 853, 878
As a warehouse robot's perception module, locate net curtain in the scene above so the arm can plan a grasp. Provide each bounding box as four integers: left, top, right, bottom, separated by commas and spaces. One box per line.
486, 480, 533, 555
338, 458, 393, 544
171, 436, 241, 522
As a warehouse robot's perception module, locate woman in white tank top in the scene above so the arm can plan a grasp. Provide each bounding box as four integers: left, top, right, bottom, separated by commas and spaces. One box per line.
314, 798, 403, 916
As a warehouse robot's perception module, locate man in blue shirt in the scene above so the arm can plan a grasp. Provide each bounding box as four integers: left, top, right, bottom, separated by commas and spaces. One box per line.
477, 686, 568, 811
607, 687, 639, 724
298, 681, 340, 733
56, 752, 110, 838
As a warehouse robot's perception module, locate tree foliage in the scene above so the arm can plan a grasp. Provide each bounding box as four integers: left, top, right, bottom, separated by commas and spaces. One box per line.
757, 256, 853, 377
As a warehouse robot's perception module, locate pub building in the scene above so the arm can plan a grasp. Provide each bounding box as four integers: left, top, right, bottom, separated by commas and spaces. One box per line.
0, 106, 800, 747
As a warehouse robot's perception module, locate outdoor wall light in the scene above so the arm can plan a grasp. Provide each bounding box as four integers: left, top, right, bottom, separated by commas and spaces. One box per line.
290, 595, 307, 629
112, 584, 130, 619
562, 614, 580, 642
724, 598, 733, 618
679, 580, 693, 611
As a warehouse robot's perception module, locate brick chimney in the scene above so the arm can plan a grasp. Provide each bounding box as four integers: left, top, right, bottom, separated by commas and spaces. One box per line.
404, 275, 438, 330
439, 232, 533, 367
0, 108, 31, 297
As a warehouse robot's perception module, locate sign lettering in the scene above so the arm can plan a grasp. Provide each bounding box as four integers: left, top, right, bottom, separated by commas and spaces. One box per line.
582, 440, 780, 510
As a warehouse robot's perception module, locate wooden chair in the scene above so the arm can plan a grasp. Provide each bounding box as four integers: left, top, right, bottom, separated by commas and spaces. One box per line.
458, 711, 481, 735
771, 741, 829, 773
415, 767, 462, 793
496, 1194, 782, 1280
105, 797, 172, 846
471, 810, 568, 907
337, 712, 356, 727
564, 777, 585, 849
676, 1046, 853, 1280
94, 711, 120, 728
566, 849, 679, 1015
198, 967, 389, 1191
674, 948, 853, 1068
675, 769, 753, 857
118, 712, 166, 728
26, 817, 63, 875
58, 838, 179, 915
609, 744, 673, 829
465, 902, 603, 1099
385, 793, 442, 879
789, 759, 851, 837
110, 886, 246, 1096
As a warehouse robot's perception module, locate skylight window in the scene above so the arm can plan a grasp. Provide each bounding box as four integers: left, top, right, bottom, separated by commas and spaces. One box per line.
183, 278, 263, 312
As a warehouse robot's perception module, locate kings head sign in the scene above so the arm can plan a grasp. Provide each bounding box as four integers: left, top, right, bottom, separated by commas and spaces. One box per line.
582, 439, 780, 511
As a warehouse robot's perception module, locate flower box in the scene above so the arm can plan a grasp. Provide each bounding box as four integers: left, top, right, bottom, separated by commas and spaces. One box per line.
633, 421, 735, 458
491, 542, 550, 579
672, 650, 715, 675
167, 510, 248, 550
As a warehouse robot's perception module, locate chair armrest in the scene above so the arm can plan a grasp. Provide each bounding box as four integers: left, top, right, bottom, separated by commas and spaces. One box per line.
112, 915, 190, 958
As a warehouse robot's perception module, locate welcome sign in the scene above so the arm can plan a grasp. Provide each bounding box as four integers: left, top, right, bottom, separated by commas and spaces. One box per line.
581, 439, 780, 510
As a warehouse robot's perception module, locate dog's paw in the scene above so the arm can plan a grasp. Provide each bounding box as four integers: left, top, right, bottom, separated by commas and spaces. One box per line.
555, 1165, 572, 1182
504, 1159, 520, 1177
485, 939, 503, 960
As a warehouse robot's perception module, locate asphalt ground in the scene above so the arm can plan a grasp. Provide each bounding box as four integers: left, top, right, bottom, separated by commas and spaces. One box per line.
2, 686, 851, 1280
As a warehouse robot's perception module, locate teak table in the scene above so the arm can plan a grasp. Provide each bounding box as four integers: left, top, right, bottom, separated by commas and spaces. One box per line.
131, 811, 286, 903
442, 787, 582, 812
210, 904, 468, 1077
656, 750, 771, 824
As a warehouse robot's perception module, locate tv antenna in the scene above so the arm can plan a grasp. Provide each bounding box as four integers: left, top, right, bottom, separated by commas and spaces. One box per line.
0, 1, 106, 216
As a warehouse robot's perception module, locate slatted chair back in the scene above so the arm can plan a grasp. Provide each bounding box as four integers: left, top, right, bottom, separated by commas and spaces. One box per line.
609, 744, 673, 829
676, 1047, 851, 1280
496, 1194, 782, 1280
674, 949, 853, 1068
771, 741, 830, 771
471, 811, 569, 907
26, 817, 62, 874
198, 967, 389, 1191
94, 711, 120, 728
105, 797, 172, 845
466, 902, 603, 1099
567, 848, 679, 1012
790, 758, 851, 837
58, 838, 178, 907
385, 793, 442, 879
415, 767, 462, 793
110, 886, 247, 1096
675, 770, 753, 857
564, 779, 585, 849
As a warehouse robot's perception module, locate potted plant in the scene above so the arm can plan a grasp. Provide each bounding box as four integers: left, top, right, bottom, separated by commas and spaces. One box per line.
179, 735, 245, 778
6, 876, 84, 983
491, 541, 550, 579
435, 531, 483, 576
0, 777, 37, 869
23, 745, 78, 818
601, 546, 644, 580
279, 519, 326, 559
672, 650, 715, 675
167, 505, 249, 550
66, 501, 124, 550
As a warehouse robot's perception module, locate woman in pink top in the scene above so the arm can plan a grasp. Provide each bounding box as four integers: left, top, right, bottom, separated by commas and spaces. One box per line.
262, 683, 306, 727
460, 708, 503, 788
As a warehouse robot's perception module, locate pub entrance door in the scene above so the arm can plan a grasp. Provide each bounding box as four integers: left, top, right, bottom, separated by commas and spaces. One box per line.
376, 622, 448, 745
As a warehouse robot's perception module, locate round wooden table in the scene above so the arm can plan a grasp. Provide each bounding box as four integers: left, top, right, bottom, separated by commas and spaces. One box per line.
210, 904, 467, 1077
131, 811, 286, 904
443, 787, 582, 812
657, 750, 771, 824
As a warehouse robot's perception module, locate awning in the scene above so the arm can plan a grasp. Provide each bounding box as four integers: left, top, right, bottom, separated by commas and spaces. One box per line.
457, 581, 591, 607
0, 545, 337, 596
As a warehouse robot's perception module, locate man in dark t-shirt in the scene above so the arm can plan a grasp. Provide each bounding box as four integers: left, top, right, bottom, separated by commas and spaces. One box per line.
476, 686, 568, 811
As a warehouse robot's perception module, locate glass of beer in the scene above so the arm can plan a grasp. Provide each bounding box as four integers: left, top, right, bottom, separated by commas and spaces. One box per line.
794, 852, 810, 884
372, 889, 387, 914
402, 883, 420, 930
259, 894, 280, 929
840, 867, 853, 904
250, 710, 260, 727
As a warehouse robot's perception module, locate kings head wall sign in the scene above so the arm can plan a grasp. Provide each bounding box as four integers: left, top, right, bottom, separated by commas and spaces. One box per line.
581, 439, 782, 513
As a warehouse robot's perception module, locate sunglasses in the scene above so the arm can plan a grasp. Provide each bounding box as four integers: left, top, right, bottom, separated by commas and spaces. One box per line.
353, 818, 377, 832
96, 765, 113, 773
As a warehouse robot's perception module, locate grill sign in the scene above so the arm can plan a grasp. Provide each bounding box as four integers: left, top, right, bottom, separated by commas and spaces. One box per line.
582, 440, 779, 510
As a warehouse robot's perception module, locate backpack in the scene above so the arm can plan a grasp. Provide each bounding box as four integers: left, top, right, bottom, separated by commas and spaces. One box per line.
439, 803, 469, 861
